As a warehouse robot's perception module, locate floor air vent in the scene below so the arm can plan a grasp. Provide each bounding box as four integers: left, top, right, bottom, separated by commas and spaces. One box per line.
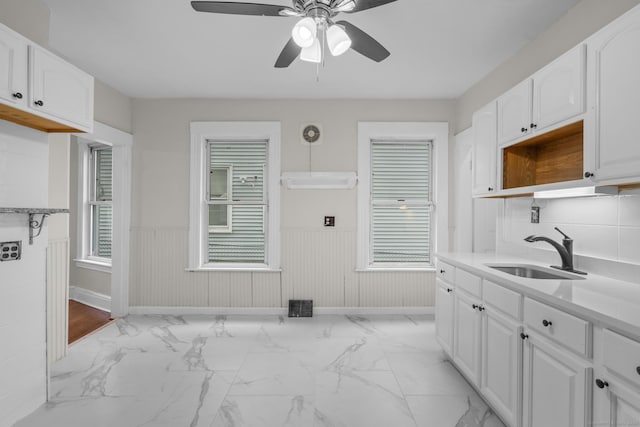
288, 299, 313, 317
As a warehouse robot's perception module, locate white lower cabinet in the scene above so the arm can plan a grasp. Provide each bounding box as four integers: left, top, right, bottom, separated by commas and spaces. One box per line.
521, 331, 591, 427
593, 374, 640, 427
435, 278, 455, 356
482, 308, 522, 427
453, 289, 482, 386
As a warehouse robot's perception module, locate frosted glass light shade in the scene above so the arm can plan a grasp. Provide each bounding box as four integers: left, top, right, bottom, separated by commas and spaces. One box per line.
292, 17, 316, 48
300, 37, 321, 63
327, 24, 351, 56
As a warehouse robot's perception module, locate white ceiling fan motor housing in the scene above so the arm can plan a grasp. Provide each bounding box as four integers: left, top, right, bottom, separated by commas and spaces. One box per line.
300, 123, 323, 146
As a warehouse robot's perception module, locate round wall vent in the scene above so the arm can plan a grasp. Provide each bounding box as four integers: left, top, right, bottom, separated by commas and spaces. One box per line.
301, 124, 322, 145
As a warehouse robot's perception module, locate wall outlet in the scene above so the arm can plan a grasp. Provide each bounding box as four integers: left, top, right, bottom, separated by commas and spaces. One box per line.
0, 241, 21, 261
531, 206, 540, 224
324, 216, 335, 227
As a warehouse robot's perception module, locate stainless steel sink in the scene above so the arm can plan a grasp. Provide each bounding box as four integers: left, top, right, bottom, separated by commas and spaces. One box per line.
485, 264, 586, 280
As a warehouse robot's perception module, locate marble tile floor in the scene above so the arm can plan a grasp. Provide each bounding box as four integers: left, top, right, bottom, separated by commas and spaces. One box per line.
15, 314, 506, 427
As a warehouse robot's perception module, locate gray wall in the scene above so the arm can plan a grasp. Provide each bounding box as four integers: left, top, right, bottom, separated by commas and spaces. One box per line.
455, 0, 640, 133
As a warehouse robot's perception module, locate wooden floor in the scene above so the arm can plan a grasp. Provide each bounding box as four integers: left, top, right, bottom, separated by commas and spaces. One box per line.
68, 300, 113, 344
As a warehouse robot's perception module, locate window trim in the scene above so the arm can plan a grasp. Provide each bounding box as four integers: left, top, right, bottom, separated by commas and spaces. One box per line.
76, 142, 113, 269
188, 121, 281, 271
357, 122, 449, 271
207, 163, 233, 233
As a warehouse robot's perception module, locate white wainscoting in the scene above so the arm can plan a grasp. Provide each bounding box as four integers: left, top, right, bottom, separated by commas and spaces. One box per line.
46, 239, 69, 364
129, 227, 435, 309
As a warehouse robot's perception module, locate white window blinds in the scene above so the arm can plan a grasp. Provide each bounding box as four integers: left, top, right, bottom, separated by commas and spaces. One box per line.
90, 147, 113, 258
370, 141, 432, 264
207, 141, 267, 263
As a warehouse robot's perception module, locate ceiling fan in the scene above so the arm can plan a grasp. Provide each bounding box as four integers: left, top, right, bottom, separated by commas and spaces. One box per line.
191, 0, 397, 67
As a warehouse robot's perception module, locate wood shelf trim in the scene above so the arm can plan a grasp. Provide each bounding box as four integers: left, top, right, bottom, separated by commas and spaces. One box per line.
0, 102, 83, 133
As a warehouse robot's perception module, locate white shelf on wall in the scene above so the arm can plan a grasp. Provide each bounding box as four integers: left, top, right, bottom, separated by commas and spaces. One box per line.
280, 172, 357, 190
0, 207, 69, 244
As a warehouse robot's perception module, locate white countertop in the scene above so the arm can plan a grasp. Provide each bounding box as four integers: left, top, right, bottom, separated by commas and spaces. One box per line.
436, 252, 640, 340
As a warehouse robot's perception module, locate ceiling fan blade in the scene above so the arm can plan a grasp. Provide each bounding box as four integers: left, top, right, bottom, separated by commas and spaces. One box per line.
345, 0, 397, 13
274, 38, 301, 68
336, 20, 390, 62
191, 1, 295, 17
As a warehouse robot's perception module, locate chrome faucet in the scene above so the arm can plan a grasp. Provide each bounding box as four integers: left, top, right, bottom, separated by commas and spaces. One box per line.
524, 227, 587, 275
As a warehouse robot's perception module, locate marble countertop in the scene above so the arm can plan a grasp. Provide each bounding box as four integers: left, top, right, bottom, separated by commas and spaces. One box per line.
436, 252, 640, 340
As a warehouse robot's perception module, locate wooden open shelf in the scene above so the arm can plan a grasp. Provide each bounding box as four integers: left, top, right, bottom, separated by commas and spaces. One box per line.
503, 121, 584, 190
0, 102, 83, 133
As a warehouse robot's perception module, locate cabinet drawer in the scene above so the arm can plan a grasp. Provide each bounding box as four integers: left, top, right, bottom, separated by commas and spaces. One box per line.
436, 260, 456, 284
603, 329, 640, 389
456, 268, 482, 298
483, 280, 522, 320
524, 297, 591, 357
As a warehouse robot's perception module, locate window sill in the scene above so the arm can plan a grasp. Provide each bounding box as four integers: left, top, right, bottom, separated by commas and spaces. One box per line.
185, 267, 282, 273
356, 267, 435, 273
75, 258, 112, 273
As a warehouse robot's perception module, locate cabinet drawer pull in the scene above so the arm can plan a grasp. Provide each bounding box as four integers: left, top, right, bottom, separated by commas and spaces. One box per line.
584, 171, 594, 178
478, 306, 485, 312
472, 304, 479, 310
12, 92, 23, 99
521, 127, 528, 133
440, 269, 445, 274
530, 123, 537, 129
487, 187, 494, 192
446, 288, 453, 293
542, 319, 552, 327
595, 379, 609, 389
637, 366, 640, 376
34, 100, 44, 107
520, 332, 529, 340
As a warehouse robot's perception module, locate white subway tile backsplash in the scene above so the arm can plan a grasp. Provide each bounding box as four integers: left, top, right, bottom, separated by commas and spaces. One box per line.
619, 195, 640, 227
540, 196, 618, 226
619, 227, 640, 264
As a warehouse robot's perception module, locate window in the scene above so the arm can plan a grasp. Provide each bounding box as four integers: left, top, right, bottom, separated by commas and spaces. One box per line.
77, 143, 113, 269
189, 122, 280, 270
357, 122, 449, 270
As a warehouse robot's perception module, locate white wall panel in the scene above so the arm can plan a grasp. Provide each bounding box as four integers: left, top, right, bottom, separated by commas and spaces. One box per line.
46, 238, 68, 364
252, 272, 281, 307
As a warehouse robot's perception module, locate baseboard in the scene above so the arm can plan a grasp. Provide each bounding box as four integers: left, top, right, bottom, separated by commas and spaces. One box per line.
128, 306, 434, 316
69, 287, 111, 313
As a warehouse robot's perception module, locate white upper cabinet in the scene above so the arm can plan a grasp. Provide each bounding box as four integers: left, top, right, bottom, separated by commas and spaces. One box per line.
498, 45, 586, 146
0, 22, 93, 133
497, 80, 532, 145
532, 45, 586, 131
585, 6, 640, 181
0, 25, 28, 107
472, 101, 498, 195
29, 46, 94, 131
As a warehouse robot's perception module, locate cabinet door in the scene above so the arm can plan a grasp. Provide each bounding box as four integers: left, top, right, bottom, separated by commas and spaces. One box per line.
472, 102, 498, 195
0, 25, 27, 106
522, 332, 591, 427
482, 309, 521, 427
497, 79, 532, 145
586, 6, 640, 181
593, 374, 640, 427
532, 45, 585, 130
453, 291, 482, 386
29, 45, 94, 131
435, 279, 455, 356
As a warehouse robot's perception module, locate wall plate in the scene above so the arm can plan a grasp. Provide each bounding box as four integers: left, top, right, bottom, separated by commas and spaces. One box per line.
0, 241, 21, 261
300, 123, 323, 146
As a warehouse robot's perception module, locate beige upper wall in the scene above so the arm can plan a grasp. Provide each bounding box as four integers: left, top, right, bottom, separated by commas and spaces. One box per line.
94, 80, 133, 133
131, 98, 455, 229
455, 0, 640, 133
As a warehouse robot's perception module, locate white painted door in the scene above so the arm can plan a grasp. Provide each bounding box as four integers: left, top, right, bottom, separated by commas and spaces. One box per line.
482, 308, 521, 427
497, 79, 532, 145
532, 45, 585, 131
453, 290, 482, 386
586, 6, 640, 181
593, 373, 640, 427
472, 102, 498, 195
522, 331, 590, 427
29, 45, 94, 131
0, 25, 27, 106
435, 279, 455, 356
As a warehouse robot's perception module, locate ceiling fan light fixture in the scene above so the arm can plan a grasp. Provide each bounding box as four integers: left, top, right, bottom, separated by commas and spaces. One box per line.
292, 17, 317, 48
327, 24, 351, 56
334, 0, 356, 12
300, 37, 322, 63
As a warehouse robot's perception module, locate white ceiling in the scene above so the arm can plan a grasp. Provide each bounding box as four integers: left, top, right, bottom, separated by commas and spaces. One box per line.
40, 0, 580, 99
